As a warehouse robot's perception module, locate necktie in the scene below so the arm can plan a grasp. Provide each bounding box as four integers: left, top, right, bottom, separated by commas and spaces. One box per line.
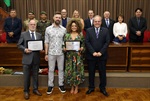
106, 19, 109, 27
31, 33, 35, 40
137, 18, 140, 26
96, 28, 99, 38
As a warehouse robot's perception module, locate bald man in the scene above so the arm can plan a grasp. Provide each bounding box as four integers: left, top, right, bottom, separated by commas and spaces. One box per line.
85, 15, 110, 96
18, 19, 42, 100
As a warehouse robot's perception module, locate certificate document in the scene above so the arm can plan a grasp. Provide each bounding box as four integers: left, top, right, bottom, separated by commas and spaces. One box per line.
65, 41, 80, 51
27, 40, 43, 51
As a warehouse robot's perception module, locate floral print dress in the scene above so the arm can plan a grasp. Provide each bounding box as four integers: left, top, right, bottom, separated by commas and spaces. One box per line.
63, 33, 85, 86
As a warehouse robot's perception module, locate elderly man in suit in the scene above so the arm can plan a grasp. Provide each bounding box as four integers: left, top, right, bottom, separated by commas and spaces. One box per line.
60, 9, 70, 28
85, 15, 110, 96
84, 10, 94, 32
128, 8, 147, 43
102, 11, 115, 42
4, 9, 22, 43
17, 19, 42, 100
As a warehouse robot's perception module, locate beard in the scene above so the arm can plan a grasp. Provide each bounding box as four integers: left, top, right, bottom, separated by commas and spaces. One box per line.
54, 20, 60, 25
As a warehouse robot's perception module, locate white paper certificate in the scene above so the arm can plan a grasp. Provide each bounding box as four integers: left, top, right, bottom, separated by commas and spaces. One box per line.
66, 41, 80, 51
27, 40, 43, 51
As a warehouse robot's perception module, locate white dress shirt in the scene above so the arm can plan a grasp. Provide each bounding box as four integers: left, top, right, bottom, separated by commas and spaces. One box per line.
90, 18, 93, 26
113, 22, 128, 37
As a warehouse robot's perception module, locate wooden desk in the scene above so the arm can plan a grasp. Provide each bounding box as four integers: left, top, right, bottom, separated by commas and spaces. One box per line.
107, 43, 128, 71
1, 43, 150, 72
0, 43, 48, 67
129, 43, 150, 72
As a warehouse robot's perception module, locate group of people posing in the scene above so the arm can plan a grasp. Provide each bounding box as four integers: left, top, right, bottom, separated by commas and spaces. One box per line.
3, 8, 147, 100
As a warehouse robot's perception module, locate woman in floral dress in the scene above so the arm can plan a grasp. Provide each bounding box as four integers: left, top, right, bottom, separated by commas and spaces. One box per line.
63, 19, 85, 94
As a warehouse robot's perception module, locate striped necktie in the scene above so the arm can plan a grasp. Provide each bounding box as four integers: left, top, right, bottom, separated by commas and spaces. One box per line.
31, 33, 35, 40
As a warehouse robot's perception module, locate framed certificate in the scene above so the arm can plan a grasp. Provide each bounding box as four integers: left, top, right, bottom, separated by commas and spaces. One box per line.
65, 41, 80, 51
27, 40, 43, 51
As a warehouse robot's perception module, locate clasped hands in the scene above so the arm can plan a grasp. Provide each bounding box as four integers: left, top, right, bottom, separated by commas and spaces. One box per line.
136, 31, 141, 36
8, 32, 14, 37
93, 52, 102, 57
117, 35, 124, 40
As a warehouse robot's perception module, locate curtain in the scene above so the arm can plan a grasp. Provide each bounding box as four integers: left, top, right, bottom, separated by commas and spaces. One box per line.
7, 0, 149, 30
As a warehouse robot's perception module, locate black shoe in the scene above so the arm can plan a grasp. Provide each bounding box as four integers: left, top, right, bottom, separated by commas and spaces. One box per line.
59, 86, 66, 93
24, 92, 29, 100
33, 90, 42, 96
86, 89, 94, 94
47, 87, 53, 95
100, 89, 109, 97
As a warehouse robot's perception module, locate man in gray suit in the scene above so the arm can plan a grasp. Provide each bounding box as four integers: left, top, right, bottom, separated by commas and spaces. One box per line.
17, 19, 42, 100
60, 9, 71, 28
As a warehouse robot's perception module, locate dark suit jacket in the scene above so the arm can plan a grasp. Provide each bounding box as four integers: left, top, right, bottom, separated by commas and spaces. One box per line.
60, 17, 71, 28
84, 18, 93, 32
17, 31, 42, 65
4, 17, 22, 42
101, 18, 115, 42
128, 16, 147, 41
85, 27, 110, 60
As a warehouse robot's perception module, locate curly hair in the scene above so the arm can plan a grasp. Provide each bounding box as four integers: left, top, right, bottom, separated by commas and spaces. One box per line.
66, 18, 82, 33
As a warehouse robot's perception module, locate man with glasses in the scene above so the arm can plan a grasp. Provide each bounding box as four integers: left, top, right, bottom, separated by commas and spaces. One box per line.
60, 9, 70, 28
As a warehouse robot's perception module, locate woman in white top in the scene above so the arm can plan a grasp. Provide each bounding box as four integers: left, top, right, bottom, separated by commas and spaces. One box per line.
113, 14, 128, 43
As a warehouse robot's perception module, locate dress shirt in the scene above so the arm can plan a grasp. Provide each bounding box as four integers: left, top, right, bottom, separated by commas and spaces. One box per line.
90, 18, 93, 26
45, 24, 66, 55
113, 22, 128, 37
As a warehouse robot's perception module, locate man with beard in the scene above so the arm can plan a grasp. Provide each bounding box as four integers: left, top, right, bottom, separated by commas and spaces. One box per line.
44, 11, 66, 94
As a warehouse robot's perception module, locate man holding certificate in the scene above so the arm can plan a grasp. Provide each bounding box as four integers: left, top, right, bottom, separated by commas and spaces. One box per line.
63, 19, 85, 94
85, 15, 110, 96
17, 19, 42, 100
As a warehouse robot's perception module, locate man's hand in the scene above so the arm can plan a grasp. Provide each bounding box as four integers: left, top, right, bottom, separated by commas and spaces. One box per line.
45, 55, 48, 61
97, 52, 102, 57
40, 50, 45, 53
136, 31, 141, 36
8, 32, 14, 37
25, 48, 32, 54
93, 52, 98, 57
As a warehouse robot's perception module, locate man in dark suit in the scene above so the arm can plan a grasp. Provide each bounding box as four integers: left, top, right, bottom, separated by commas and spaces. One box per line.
4, 9, 22, 43
85, 15, 110, 96
17, 19, 42, 100
128, 8, 147, 43
60, 9, 70, 28
101, 11, 115, 42
84, 10, 94, 32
